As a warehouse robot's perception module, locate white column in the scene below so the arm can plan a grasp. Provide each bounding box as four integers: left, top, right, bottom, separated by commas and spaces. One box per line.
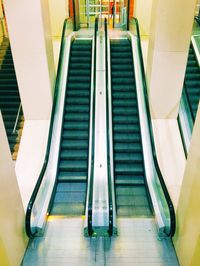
174, 103, 200, 265
0, 112, 28, 265
147, 0, 196, 118
3, 0, 55, 120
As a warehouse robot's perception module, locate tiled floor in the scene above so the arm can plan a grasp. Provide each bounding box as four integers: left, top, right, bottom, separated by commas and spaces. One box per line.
22, 217, 179, 266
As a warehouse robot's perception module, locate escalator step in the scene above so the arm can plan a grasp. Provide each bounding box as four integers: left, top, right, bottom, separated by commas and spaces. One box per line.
64, 113, 89, 122
59, 160, 87, 172
65, 104, 89, 113
60, 150, 88, 160
114, 142, 142, 152
62, 130, 88, 140
61, 139, 88, 149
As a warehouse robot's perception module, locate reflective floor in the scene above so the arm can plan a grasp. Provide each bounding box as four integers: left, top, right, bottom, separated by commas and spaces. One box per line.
22, 217, 179, 265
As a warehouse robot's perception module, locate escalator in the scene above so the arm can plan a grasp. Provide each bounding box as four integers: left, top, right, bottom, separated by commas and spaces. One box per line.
110, 39, 152, 217
184, 44, 200, 121
51, 39, 92, 215
0, 39, 24, 159
25, 18, 96, 239
178, 42, 200, 155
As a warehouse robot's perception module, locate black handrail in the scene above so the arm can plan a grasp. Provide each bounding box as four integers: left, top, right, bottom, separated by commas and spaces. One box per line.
87, 17, 98, 236
25, 18, 73, 238
130, 17, 176, 237
104, 18, 113, 236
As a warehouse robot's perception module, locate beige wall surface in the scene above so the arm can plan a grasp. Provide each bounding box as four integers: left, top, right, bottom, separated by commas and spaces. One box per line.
4, 0, 55, 120
174, 104, 200, 266
147, 0, 196, 119
48, 0, 68, 38
134, 0, 153, 36
0, 113, 28, 266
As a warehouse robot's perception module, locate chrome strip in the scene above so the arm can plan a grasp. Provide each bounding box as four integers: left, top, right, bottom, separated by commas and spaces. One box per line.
91, 30, 109, 234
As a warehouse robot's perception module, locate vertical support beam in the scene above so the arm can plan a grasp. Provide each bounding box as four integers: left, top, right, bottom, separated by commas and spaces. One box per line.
3, 0, 55, 120
174, 104, 200, 265
0, 112, 28, 265
146, 0, 196, 118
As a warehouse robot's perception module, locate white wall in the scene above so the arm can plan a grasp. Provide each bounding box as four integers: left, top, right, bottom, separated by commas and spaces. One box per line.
4, 0, 55, 120
0, 112, 28, 265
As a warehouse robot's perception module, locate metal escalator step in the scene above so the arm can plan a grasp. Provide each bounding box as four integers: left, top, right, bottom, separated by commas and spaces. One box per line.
67, 90, 90, 98
70, 57, 91, 63
51, 202, 85, 215
186, 66, 199, 73
111, 71, 133, 78
115, 175, 144, 185
60, 150, 88, 160
56, 182, 86, 192
66, 97, 90, 105
114, 133, 140, 143
61, 139, 88, 149
186, 88, 200, 96
187, 60, 197, 67
111, 64, 133, 71
112, 78, 135, 85
69, 69, 91, 76
113, 107, 137, 116
65, 104, 89, 113
111, 46, 132, 52
185, 73, 200, 79
113, 115, 139, 124
116, 185, 151, 217
69, 63, 91, 69
111, 58, 133, 64
111, 52, 132, 58
112, 91, 136, 100
185, 80, 200, 87
114, 142, 142, 152
58, 172, 87, 181
114, 152, 143, 163
64, 113, 89, 122
62, 130, 88, 140
112, 99, 137, 107
68, 76, 90, 83
67, 82, 90, 90
0, 79, 17, 85
115, 163, 144, 175
114, 123, 140, 133
59, 160, 87, 172
63, 121, 89, 130
71, 50, 91, 57
112, 84, 136, 92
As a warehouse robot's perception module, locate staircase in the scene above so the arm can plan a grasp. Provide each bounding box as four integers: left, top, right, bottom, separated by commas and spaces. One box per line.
51, 39, 92, 215
184, 44, 200, 120
110, 39, 152, 217
0, 38, 24, 160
